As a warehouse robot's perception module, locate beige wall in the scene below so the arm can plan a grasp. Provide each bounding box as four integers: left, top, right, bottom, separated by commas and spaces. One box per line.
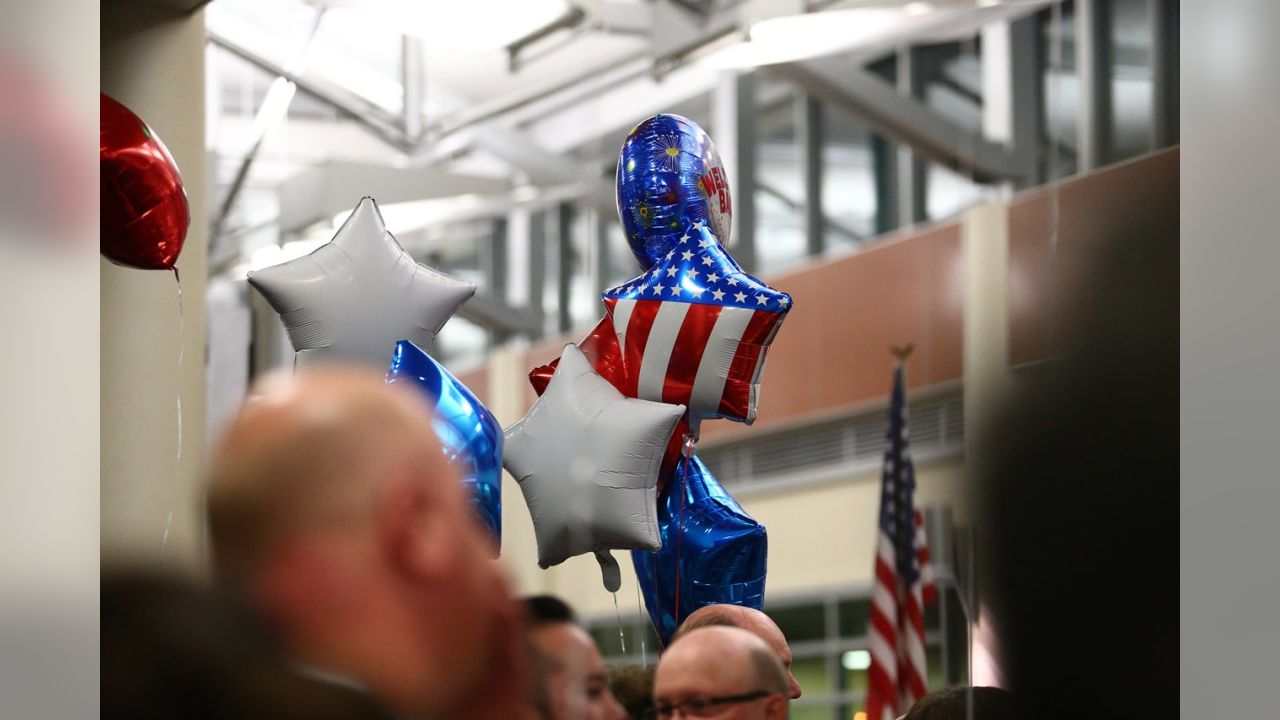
101, 5, 207, 572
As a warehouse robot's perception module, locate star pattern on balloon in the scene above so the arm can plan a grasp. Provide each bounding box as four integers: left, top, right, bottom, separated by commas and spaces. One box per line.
503, 344, 685, 589
248, 196, 474, 369
600, 219, 792, 429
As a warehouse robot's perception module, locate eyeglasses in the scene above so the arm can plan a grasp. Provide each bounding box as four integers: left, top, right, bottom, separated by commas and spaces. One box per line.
649, 690, 774, 718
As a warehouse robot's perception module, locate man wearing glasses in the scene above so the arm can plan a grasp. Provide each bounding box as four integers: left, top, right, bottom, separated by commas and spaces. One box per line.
652, 626, 789, 719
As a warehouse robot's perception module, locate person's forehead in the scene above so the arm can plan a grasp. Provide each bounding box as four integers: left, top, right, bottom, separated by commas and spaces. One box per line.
532, 624, 602, 666
655, 638, 750, 695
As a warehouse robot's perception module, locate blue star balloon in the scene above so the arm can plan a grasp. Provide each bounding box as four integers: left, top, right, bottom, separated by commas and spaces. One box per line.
632, 454, 767, 645
386, 340, 502, 549
617, 114, 732, 270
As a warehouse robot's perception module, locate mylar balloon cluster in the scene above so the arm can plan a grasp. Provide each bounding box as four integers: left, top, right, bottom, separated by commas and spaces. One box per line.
387, 340, 503, 550
248, 197, 475, 370
100, 93, 189, 270
521, 114, 790, 622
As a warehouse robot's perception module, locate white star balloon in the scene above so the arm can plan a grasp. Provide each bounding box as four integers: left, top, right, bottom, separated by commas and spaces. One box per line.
503, 344, 685, 591
248, 197, 475, 369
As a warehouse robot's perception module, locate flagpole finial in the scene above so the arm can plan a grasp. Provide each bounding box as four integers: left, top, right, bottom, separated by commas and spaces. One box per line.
890, 343, 915, 363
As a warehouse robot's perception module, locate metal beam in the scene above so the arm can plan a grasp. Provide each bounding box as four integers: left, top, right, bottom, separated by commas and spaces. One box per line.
714, 71, 757, 273
401, 35, 424, 141
556, 203, 574, 333
1151, 0, 1179, 148
895, 46, 927, 227
208, 29, 410, 151
456, 292, 543, 336
769, 55, 1025, 183
1076, 0, 1113, 171
756, 181, 863, 245
796, 94, 825, 257
528, 210, 548, 338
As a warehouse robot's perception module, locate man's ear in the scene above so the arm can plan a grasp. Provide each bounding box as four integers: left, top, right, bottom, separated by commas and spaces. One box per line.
763, 693, 789, 719
378, 474, 451, 580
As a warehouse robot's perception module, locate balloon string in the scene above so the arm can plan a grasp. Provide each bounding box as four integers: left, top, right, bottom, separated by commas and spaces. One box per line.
636, 581, 648, 667
613, 591, 626, 656
651, 551, 664, 654
163, 267, 185, 557
672, 450, 691, 630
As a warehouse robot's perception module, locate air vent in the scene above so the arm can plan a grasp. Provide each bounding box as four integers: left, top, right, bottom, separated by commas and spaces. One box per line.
699, 390, 963, 490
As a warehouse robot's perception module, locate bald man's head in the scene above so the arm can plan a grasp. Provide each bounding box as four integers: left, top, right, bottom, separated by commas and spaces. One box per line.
673, 605, 802, 699
204, 368, 521, 719
655, 626, 788, 720
207, 369, 461, 584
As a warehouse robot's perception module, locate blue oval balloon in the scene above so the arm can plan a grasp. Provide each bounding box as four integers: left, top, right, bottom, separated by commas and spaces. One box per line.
386, 340, 502, 550
617, 113, 732, 270
632, 454, 767, 645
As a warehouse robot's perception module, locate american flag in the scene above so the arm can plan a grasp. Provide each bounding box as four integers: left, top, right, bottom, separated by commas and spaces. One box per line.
601, 220, 790, 429
866, 363, 936, 720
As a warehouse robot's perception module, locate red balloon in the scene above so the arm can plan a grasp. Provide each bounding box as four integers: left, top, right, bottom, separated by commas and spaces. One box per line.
100, 93, 189, 270
530, 316, 688, 493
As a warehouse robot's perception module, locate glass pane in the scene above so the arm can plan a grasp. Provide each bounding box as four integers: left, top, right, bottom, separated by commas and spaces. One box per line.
788, 706, 832, 720
1040, 2, 1080, 180
820, 110, 875, 250
838, 598, 870, 638
766, 602, 827, 644
754, 76, 808, 273
591, 622, 626, 658
1109, 0, 1154, 161
791, 656, 832, 695
926, 163, 987, 222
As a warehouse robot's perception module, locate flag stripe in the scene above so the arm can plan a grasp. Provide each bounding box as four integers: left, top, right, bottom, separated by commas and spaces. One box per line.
636, 301, 691, 401
717, 310, 781, 419
617, 299, 662, 398
662, 303, 723, 407
687, 307, 756, 419
609, 297, 635, 358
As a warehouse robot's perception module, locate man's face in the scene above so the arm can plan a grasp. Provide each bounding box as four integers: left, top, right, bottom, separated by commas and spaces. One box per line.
530, 623, 627, 720
414, 472, 523, 714
740, 615, 802, 700
653, 645, 775, 720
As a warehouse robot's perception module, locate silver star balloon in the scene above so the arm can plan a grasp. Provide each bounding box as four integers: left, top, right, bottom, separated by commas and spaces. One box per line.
504, 344, 685, 591
247, 196, 475, 370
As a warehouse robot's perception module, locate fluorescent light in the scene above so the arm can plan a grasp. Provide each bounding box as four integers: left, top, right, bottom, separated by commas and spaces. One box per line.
905, 2, 935, 16
698, 8, 909, 69
841, 649, 872, 671
353, 0, 570, 51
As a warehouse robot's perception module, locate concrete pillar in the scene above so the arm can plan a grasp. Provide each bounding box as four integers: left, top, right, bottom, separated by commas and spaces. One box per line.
101, 5, 207, 572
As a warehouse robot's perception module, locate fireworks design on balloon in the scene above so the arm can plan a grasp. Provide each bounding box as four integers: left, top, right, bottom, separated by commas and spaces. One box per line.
655, 134, 682, 172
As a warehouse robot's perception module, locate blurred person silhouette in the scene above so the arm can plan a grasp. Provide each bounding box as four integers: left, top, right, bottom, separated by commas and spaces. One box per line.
653, 626, 789, 720
901, 686, 1024, 720
524, 595, 628, 720
606, 664, 656, 720
979, 227, 1177, 719
102, 571, 394, 720
671, 604, 802, 699
206, 369, 527, 720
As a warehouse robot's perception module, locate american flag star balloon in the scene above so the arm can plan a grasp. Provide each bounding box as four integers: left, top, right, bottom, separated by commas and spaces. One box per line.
617, 113, 731, 270
603, 218, 791, 432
